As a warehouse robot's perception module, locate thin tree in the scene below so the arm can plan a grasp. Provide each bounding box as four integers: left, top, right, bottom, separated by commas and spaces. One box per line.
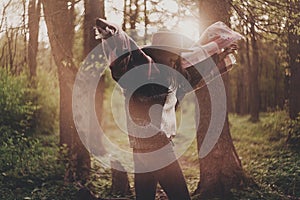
235, 39, 249, 115
122, 0, 129, 31
28, 0, 41, 80
128, 0, 140, 40
5, 28, 19, 74
288, 0, 300, 119
248, 15, 260, 122
143, 0, 148, 44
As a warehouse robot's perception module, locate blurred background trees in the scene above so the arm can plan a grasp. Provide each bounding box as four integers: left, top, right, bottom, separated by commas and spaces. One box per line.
1, 0, 297, 118
0, 0, 299, 199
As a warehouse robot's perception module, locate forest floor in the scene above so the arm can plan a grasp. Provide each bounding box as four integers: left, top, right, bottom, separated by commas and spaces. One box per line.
0, 111, 299, 200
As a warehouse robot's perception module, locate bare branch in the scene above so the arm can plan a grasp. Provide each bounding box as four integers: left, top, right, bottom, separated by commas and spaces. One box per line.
0, 0, 13, 31
0, 42, 7, 65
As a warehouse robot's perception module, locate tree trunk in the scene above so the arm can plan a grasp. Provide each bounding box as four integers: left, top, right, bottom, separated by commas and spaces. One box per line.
6, 29, 18, 74
122, 0, 129, 31
236, 67, 247, 115
83, 0, 106, 130
143, 0, 148, 44
82, 0, 108, 183
128, 0, 139, 40
129, 0, 139, 30
245, 34, 252, 114
194, 0, 245, 198
28, 0, 41, 80
235, 40, 248, 115
227, 74, 233, 113
274, 56, 279, 108
22, 0, 27, 66
288, 0, 300, 120
249, 20, 260, 122
83, 0, 105, 58
84, 0, 131, 195
42, 0, 90, 182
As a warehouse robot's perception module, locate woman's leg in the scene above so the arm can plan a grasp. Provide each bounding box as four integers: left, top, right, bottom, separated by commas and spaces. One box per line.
133, 148, 158, 200
156, 160, 191, 200
133, 140, 190, 200
134, 172, 158, 200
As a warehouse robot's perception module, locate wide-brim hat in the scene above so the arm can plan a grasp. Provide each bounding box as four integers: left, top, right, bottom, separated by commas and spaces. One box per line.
142, 31, 194, 54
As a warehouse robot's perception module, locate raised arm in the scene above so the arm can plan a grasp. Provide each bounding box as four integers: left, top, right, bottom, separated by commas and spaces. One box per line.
180, 22, 243, 92
95, 18, 158, 86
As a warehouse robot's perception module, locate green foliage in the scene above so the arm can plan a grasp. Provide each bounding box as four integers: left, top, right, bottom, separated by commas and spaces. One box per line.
230, 112, 300, 199
285, 115, 300, 149
85, 158, 134, 199
0, 68, 58, 135
0, 67, 63, 197
1, 100, 299, 200
0, 69, 36, 134
0, 132, 77, 200
34, 69, 59, 135
261, 111, 289, 141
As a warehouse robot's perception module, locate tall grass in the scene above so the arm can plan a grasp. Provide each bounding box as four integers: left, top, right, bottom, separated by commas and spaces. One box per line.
230, 111, 300, 199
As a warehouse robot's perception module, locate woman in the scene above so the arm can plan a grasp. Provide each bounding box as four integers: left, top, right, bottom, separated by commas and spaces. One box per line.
95, 18, 241, 200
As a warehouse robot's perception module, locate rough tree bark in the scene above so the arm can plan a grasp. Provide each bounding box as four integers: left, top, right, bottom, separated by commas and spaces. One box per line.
28, 0, 41, 80
193, 0, 245, 199
235, 40, 248, 115
236, 67, 247, 115
81, 0, 107, 184
249, 18, 260, 122
122, 0, 129, 31
42, 0, 90, 182
83, 0, 106, 131
128, 0, 139, 40
129, 0, 139, 30
84, 1, 131, 196
143, 0, 149, 44
84, 0, 105, 57
288, 0, 300, 120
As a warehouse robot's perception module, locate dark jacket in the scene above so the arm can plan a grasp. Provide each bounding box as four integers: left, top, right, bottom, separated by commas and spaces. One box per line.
108, 47, 221, 150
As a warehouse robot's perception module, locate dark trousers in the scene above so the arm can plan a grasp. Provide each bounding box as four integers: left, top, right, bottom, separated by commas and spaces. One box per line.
133, 144, 191, 200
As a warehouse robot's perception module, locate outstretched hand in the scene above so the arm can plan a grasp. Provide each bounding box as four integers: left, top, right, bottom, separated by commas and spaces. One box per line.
218, 43, 238, 61
224, 43, 238, 53
94, 18, 117, 40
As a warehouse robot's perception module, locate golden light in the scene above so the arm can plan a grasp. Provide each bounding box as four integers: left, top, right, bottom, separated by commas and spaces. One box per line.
173, 18, 200, 42
159, 0, 179, 13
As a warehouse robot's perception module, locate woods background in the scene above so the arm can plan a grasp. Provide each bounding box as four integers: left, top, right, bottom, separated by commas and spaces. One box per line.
0, 0, 299, 200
